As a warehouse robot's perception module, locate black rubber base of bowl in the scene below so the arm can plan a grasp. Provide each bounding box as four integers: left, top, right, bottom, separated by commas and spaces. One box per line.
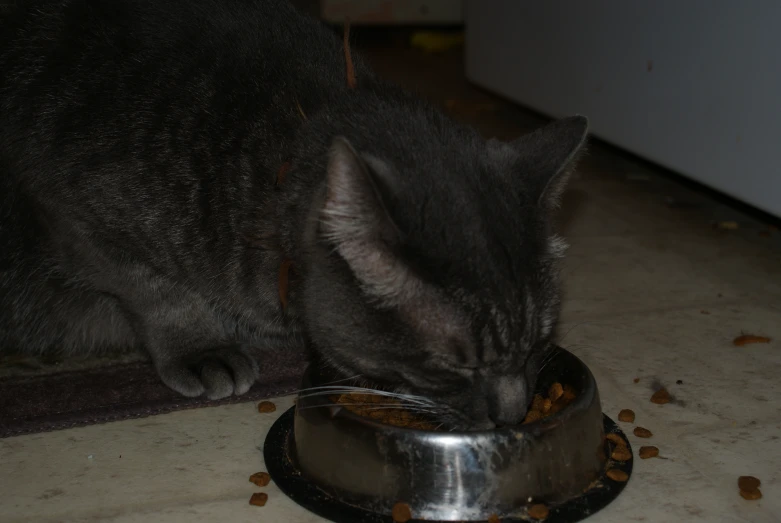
264, 407, 633, 523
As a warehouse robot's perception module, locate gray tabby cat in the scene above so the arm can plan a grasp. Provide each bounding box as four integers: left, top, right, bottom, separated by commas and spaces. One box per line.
0, 0, 587, 430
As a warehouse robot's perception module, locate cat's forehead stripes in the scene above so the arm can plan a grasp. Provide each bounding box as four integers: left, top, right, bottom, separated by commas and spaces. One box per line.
523, 289, 537, 341
492, 305, 511, 347
475, 286, 542, 364
477, 306, 512, 363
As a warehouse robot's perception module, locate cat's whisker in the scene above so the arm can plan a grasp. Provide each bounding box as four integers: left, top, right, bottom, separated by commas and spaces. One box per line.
537, 358, 559, 375
354, 405, 440, 413
296, 385, 385, 394
296, 403, 441, 414
540, 347, 558, 364
295, 384, 372, 393
293, 374, 364, 389
559, 342, 604, 355
296, 397, 438, 409
294, 386, 437, 406
535, 345, 561, 375
538, 352, 557, 369
323, 374, 363, 384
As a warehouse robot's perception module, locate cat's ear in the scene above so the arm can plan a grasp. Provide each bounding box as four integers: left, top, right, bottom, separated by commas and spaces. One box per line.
510, 115, 589, 209
320, 137, 421, 305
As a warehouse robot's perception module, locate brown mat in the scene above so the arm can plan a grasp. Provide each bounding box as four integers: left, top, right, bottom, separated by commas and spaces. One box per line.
0, 348, 308, 439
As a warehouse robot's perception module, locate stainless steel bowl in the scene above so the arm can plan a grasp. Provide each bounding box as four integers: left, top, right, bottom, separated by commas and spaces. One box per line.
289, 348, 607, 521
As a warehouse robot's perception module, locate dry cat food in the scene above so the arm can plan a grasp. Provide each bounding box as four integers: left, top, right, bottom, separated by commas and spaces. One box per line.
333, 393, 436, 430
733, 335, 771, 346
650, 388, 671, 404
257, 401, 277, 413
639, 446, 659, 459
738, 475, 762, 500
738, 476, 760, 491
527, 503, 550, 520
606, 430, 632, 461
611, 446, 632, 461
249, 472, 271, 487
633, 426, 653, 438
605, 468, 629, 482
249, 492, 268, 507
391, 502, 412, 522
617, 409, 635, 422
548, 382, 564, 402
522, 382, 577, 424
740, 489, 762, 500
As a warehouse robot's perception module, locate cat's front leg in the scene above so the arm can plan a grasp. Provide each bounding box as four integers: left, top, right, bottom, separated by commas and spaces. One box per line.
137, 295, 260, 400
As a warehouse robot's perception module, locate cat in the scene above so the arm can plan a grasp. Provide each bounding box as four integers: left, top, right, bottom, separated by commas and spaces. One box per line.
0, 0, 588, 430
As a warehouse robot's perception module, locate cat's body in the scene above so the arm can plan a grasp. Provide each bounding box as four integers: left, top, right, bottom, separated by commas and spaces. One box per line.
0, 0, 587, 429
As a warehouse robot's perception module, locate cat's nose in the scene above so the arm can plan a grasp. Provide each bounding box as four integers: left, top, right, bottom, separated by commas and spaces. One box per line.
487, 376, 528, 426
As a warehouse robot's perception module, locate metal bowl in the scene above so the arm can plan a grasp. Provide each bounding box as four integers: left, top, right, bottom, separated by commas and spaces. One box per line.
282, 347, 609, 521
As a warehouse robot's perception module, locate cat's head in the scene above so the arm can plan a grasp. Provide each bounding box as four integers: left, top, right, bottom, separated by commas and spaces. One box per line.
301, 114, 588, 430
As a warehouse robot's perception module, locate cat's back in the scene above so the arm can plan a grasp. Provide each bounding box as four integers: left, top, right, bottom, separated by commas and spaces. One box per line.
0, 0, 351, 124
0, 0, 334, 60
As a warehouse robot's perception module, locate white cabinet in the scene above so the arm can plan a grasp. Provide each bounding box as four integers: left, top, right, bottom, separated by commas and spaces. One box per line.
465, 0, 781, 218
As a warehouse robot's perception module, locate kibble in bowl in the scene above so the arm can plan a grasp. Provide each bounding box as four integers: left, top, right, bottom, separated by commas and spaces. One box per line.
331, 392, 436, 430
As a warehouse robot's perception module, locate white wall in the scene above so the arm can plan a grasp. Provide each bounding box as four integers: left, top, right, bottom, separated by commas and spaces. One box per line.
465, 0, 781, 218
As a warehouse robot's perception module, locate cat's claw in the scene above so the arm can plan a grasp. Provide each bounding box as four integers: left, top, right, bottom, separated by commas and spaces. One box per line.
157, 346, 259, 400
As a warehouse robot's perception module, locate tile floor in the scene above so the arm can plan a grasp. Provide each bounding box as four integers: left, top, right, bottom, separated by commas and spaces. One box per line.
2, 29, 780, 523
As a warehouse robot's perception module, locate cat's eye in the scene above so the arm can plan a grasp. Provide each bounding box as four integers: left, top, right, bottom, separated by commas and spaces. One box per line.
451, 340, 479, 368
431, 354, 479, 373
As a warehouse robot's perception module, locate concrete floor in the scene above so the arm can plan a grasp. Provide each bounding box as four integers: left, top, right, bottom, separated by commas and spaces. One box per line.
2, 30, 781, 523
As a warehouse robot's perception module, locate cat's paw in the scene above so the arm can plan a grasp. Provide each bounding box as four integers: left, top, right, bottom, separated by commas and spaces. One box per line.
156, 346, 260, 400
